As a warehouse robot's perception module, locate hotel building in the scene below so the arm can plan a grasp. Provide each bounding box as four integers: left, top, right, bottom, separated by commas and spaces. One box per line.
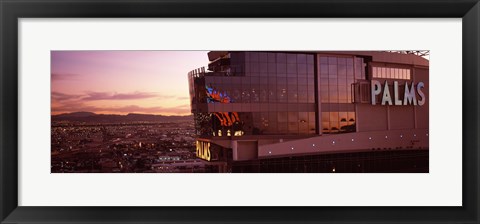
188, 51, 429, 172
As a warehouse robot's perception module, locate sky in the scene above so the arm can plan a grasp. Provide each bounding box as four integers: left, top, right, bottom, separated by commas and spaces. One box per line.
51, 51, 209, 115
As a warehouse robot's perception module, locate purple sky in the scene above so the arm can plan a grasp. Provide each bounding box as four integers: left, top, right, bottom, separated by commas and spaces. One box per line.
51, 51, 209, 115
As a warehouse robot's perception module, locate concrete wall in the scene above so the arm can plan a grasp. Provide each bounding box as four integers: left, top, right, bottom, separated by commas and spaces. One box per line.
234, 141, 258, 161
414, 67, 429, 129
257, 129, 428, 158
356, 66, 428, 132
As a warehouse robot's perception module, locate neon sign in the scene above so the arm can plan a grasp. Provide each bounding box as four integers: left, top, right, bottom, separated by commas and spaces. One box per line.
196, 141, 211, 161
206, 85, 231, 103
205, 85, 241, 128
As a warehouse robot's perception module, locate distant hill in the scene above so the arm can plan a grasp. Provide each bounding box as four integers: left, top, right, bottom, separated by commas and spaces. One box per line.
52, 112, 193, 123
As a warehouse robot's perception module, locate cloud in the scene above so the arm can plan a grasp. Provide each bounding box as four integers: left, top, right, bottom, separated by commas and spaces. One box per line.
51, 91, 83, 101
176, 96, 190, 100
52, 104, 191, 115
51, 91, 191, 115
82, 91, 158, 101
51, 73, 80, 81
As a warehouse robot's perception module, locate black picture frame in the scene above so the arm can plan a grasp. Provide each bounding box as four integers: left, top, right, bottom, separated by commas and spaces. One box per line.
1, 0, 479, 223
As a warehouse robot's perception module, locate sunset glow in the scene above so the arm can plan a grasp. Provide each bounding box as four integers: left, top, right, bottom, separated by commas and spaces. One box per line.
51, 51, 209, 115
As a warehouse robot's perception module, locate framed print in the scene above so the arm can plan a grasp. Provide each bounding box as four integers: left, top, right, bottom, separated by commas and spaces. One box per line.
1, 0, 479, 223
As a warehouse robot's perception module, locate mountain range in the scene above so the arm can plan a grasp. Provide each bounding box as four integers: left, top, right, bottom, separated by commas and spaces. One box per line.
52, 111, 193, 123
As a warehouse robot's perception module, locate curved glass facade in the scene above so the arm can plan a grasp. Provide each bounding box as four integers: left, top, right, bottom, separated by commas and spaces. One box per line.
189, 52, 316, 137
318, 56, 364, 134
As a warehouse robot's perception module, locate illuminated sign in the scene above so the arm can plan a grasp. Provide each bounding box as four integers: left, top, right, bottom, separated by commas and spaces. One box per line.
206, 85, 231, 103
371, 80, 425, 106
196, 141, 211, 161
214, 112, 240, 127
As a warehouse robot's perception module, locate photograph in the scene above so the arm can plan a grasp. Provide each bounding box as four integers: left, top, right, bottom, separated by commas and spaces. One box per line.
51, 50, 429, 173
2, 0, 478, 222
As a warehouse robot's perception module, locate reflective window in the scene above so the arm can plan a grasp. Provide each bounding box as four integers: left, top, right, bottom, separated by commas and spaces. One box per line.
192, 52, 316, 136
317, 55, 359, 134
372, 66, 411, 80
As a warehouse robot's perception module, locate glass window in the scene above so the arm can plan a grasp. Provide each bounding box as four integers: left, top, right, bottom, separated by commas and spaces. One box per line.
268, 53, 276, 63
250, 76, 259, 85
322, 122, 330, 133
320, 78, 329, 86
268, 63, 276, 74
338, 65, 347, 78
320, 88, 329, 103
328, 57, 337, 65
259, 89, 268, 102
268, 89, 276, 102
287, 63, 297, 74
347, 65, 354, 79
269, 112, 277, 122
330, 121, 339, 132
288, 112, 298, 122
288, 122, 299, 133
297, 63, 307, 75
249, 52, 259, 62
251, 86, 259, 102
347, 87, 352, 103
259, 63, 268, 74
267, 121, 277, 134
297, 54, 307, 64
298, 76, 308, 85
329, 76, 338, 86
329, 92, 338, 102
277, 122, 288, 133
308, 64, 315, 76
288, 77, 298, 85
276, 63, 286, 73
308, 92, 315, 103
278, 112, 288, 122
276, 53, 286, 63
298, 88, 308, 103
242, 88, 251, 103
260, 77, 269, 85
328, 64, 337, 76
232, 89, 241, 102
348, 112, 356, 124
277, 88, 287, 102
288, 89, 298, 103
320, 57, 329, 64
320, 66, 329, 77
339, 112, 348, 122
330, 112, 339, 121
250, 63, 259, 73
372, 66, 412, 80
307, 55, 314, 65
299, 122, 309, 134
287, 54, 297, 64
346, 58, 354, 66
259, 53, 268, 63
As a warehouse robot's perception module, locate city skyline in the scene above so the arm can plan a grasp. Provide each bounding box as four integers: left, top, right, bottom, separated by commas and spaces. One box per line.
51, 51, 209, 115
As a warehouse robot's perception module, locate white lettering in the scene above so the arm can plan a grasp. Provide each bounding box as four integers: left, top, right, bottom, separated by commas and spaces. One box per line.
371, 81, 425, 106
403, 82, 417, 105
417, 82, 426, 106
371, 80, 382, 105
393, 81, 402, 105
381, 81, 393, 105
